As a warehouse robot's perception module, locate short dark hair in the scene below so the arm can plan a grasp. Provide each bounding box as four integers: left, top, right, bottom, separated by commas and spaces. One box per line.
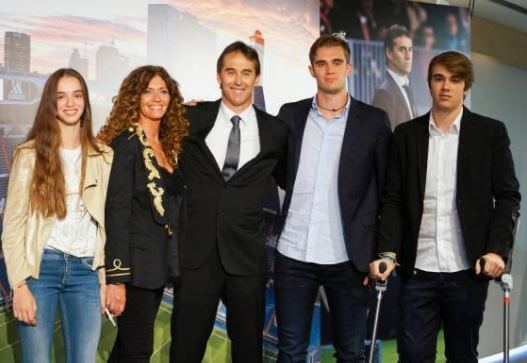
309, 34, 351, 65
427, 51, 474, 91
384, 25, 412, 54
216, 41, 260, 76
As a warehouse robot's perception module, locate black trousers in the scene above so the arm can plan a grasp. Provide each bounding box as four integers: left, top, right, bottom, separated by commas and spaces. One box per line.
170, 243, 266, 363
108, 285, 164, 363
397, 269, 489, 363
274, 252, 369, 363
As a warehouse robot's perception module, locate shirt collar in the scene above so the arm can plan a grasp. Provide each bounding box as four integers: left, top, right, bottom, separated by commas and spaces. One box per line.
311, 94, 351, 120
428, 107, 463, 135
219, 101, 255, 126
387, 68, 410, 87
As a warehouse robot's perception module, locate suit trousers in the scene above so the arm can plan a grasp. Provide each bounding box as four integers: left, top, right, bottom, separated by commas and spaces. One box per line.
170, 242, 266, 363
397, 269, 489, 363
108, 285, 164, 363
274, 252, 369, 363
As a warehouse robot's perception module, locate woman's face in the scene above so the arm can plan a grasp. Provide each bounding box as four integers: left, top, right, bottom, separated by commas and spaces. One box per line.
56, 76, 85, 126
139, 75, 170, 123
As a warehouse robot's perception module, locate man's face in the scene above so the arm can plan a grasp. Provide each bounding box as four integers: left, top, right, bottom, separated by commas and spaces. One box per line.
386, 36, 413, 76
429, 64, 467, 112
217, 51, 259, 113
309, 46, 352, 95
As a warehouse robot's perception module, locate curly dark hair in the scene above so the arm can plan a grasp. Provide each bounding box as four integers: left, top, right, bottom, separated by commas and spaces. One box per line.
98, 65, 188, 164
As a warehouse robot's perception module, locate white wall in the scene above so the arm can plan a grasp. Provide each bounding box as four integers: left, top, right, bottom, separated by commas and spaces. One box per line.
471, 52, 527, 356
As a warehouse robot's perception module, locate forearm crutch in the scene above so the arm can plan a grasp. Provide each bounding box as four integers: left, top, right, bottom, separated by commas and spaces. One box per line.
368, 262, 387, 363
481, 215, 519, 363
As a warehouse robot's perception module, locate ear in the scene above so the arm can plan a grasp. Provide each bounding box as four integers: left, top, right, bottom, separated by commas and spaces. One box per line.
308, 64, 315, 78
255, 74, 261, 86
385, 47, 393, 63
346, 62, 352, 77
216, 73, 221, 86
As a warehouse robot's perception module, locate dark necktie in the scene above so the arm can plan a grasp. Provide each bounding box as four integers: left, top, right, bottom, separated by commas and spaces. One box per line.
221, 115, 241, 180
402, 84, 418, 119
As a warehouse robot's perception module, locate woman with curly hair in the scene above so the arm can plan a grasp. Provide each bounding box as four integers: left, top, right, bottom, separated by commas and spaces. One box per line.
1, 68, 112, 362
99, 65, 188, 362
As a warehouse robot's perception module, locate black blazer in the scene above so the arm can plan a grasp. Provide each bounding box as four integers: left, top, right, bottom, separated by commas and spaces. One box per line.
278, 97, 391, 273
105, 130, 183, 289
179, 100, 288, 275
378, 108, 521, 275
372, 71, 416, 130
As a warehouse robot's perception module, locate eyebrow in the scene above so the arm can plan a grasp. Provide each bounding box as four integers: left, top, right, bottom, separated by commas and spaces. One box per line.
56, 89, 83, 94
224, 67, 254, 72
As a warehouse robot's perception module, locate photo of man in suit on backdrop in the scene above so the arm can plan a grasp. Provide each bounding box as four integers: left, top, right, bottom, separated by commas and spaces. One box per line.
170, 41, 288, 363
372, 25, 418, 130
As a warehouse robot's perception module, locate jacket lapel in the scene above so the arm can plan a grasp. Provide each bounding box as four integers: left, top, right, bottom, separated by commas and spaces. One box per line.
189, 100, 224, 180
292, 100, 312, 175
229, 105, 275, 178
337, 97, 361, 177
456, 107, 473, 191
415, 114, 429, 199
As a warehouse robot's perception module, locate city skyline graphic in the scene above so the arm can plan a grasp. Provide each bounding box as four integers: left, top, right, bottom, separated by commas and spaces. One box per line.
0, 0, 319, 114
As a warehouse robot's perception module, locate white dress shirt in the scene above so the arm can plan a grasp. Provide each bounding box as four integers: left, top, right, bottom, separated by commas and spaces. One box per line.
387, 68, 414, 119
205, 101, 260, 170
278, 97, 350, 264
415, 109, 470, 272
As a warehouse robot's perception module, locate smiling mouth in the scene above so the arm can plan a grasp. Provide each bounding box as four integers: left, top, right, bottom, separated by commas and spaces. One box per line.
62, 109, 79, 116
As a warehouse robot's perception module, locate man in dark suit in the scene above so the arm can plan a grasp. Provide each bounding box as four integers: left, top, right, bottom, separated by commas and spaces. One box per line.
170, 41, 288, 363
372, 25, 417, 130
274, 34, 391, 362
370, 51, 521, 363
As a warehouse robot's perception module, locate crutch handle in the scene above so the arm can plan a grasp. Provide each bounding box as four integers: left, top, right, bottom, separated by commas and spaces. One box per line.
479, 257, 486, 272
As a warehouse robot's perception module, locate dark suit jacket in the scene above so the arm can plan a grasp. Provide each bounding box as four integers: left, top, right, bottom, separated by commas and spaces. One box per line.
278, 97, 391, 273
105, 130, 183, 289
378, 108, 521, 276
372, 71, 416, 130
179, 100, 288, 276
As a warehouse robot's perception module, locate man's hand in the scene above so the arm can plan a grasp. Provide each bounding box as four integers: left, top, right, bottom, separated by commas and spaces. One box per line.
13, 283, 37, 325
369, 258, 396, 282
475, 252, 505, 279
106, 284, 126, 316
183, 99, 204, 106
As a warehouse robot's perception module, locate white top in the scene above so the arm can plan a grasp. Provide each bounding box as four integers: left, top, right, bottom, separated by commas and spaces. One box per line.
387, 68, 414, 119
205, 101, 260, 171
415, 109, 470, 272
46, 147, 97, 257
278, 97, 350, 264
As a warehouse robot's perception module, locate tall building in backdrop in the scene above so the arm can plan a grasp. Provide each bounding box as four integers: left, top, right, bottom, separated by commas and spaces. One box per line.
147, 4, 216, 100
3, 31, 30, 72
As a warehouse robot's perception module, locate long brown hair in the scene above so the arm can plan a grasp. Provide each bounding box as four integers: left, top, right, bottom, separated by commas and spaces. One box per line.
98, 65, 188, 164
27, 68, 101, 219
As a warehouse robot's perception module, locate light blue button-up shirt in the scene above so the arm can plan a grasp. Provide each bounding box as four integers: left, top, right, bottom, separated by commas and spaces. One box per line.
277, 97, 350, 264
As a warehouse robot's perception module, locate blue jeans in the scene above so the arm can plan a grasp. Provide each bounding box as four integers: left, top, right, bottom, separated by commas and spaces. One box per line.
274, 252, 369, 363
17, 249, 101, 363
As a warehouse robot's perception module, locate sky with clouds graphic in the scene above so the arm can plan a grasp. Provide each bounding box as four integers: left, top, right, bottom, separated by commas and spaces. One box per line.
0, 1, 319, 112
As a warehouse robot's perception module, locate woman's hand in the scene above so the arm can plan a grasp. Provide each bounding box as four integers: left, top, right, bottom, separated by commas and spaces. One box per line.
106, 284, 126, 316
13, 283, 37, 325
